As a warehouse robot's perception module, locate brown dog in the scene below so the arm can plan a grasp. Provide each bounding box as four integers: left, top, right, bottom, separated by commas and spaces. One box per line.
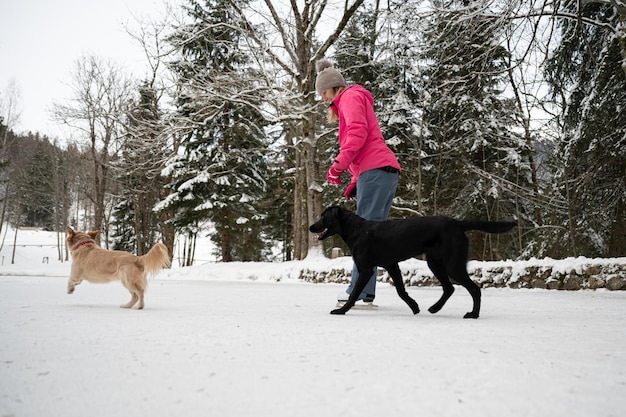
66, 227, 171, 309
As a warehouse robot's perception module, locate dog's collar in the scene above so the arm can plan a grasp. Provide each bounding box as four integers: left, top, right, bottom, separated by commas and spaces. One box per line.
72, 240, 93, 250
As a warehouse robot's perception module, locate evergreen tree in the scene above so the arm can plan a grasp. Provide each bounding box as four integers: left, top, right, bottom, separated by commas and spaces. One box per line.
16, 137, 57, 229
256, 130, 295, 261
420, 0, 530, 259
196, 0, 368, 260
163, 0, 270, 261
1, 131, 71, 238
111, 198, 136, 252
112, 82, 168, 255
544, 0, 626, 257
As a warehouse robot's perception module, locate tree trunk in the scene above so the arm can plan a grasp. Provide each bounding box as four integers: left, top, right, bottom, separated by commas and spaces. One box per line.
302, 115, 323, 257
158, 209, 175, 263
608, 167, 626, 256
221, 228, 233, 262
293, 150, 306, 260
11, 206, 20, 264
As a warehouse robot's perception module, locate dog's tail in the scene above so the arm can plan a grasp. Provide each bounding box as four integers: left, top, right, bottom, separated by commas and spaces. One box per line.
138, 242, 171, 276
459, 220, 517, 234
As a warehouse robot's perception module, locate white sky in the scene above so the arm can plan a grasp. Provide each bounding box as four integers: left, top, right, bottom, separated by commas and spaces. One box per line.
0, 0, 171, 139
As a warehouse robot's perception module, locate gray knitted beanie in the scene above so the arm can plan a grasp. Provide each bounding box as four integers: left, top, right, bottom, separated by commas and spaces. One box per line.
315, 59, 346, 95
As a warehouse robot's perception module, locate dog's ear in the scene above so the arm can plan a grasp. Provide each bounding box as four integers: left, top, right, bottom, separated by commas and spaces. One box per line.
66, 227, 75, 236
88, 230, 101, 239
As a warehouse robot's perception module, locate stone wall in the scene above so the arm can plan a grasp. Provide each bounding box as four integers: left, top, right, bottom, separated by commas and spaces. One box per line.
299, 257, 626, 290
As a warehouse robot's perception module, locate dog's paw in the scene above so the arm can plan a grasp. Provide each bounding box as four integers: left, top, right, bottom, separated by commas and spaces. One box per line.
463, 312, 479, 319
408, 300, 420, 315
428, 303, 444, 314
67, 287, 74, 294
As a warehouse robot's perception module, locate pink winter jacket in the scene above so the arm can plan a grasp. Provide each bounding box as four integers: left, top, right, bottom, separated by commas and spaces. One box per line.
331, 85, 401, 186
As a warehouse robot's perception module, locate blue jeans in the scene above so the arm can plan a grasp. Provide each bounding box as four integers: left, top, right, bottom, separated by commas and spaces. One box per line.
345, 168, 398, 299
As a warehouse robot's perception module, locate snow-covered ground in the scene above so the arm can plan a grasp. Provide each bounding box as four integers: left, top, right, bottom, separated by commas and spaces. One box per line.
1, 228, 625, 417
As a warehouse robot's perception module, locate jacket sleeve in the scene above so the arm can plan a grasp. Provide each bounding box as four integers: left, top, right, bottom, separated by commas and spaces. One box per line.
333, 92, 369, 172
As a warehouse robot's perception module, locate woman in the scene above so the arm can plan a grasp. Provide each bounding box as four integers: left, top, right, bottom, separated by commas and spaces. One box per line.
315, 58, 401, 304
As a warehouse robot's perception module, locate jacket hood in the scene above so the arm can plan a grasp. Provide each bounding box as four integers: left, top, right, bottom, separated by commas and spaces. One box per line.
335, 85, 374, 106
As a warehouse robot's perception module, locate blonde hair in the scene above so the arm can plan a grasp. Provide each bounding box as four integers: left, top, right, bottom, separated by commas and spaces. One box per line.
326, 86, 344, 123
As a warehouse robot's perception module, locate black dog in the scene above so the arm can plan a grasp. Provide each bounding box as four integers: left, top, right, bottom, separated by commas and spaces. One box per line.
309, 206, 516, 318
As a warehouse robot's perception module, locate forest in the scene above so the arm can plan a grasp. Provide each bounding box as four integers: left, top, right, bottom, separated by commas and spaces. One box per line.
0, 0, 624, 263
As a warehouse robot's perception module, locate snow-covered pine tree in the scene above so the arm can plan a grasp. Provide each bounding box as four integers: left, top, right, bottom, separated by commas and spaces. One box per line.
17, 139, 57, 229
162, 0, 270, 262
544, 0, 626, 257
207, 0, 368, 260
111, 82, 168, 255
420, 0, 531, 260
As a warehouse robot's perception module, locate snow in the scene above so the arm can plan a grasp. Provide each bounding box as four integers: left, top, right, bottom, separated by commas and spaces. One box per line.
1, 229, 626, 417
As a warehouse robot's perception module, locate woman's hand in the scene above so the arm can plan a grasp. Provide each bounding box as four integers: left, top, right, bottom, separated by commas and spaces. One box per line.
344, 183, 357, 201
326, 166, 343, 185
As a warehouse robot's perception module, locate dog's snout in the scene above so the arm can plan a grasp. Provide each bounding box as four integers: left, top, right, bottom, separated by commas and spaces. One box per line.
309, 220, 322, 233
